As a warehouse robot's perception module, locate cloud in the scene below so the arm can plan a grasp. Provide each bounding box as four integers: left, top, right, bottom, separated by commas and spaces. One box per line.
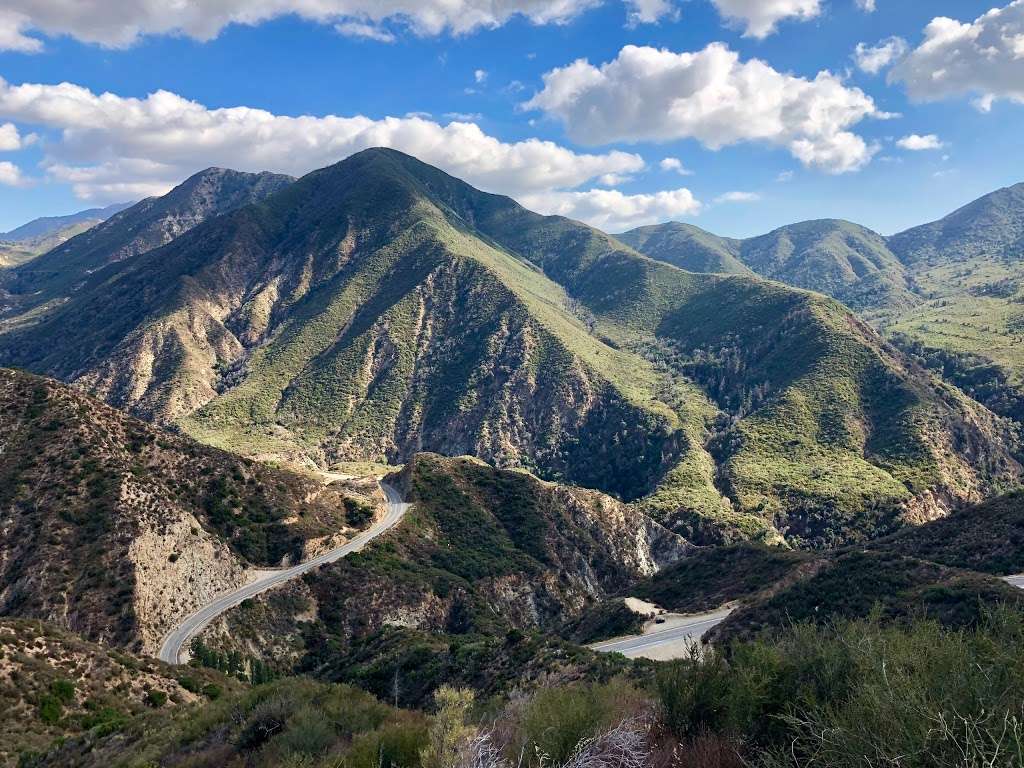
524, 43, 883, 174
0, 1, 676, 50
0, 75, 646, 215
711, 0, 820, 38
443, 111, 483, 121
520, 186, 701, 231
0, 10, 43, 52
659, 156, 694, 175
0, 161, 27, 186
896, 133, 944, 151
334, 21, 396, 42
474, 69, 488, 84
890, 2, 1024, 110
714, 190, 760, 203
0, 122, 25, 151
854, 37, 907, 75
626, 0, 677, 25
776, 170, 794, 182
856, 0, 876, 11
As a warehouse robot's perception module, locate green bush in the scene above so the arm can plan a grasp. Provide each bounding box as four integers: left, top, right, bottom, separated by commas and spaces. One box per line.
145, 689, 168, 708
655, 609, 1024, 766
345, 716, 429, 768
50, 679, 75, 704
515, 680, 649, 766
38, 694, 62, 725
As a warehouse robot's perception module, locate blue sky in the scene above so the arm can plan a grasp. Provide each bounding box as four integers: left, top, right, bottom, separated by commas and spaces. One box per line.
0, 0, 1022, 237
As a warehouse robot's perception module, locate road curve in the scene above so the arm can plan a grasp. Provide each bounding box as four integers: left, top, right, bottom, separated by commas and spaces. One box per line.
593, 575, 1024, 661
158, 481, 409, 665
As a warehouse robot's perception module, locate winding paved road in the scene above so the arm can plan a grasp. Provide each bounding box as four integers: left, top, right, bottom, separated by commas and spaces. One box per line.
593, 574, 1024, 661
158, 482, 409, 664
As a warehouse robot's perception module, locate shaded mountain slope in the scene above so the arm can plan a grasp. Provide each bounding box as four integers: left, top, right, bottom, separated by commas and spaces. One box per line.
871, 489, 1024, 575
0, 368, 375, 654
0, 167, 292, 316
1, 149, 1020, 546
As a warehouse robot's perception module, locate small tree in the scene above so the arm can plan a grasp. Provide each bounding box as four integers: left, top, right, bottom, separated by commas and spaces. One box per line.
421, 686, 476, 768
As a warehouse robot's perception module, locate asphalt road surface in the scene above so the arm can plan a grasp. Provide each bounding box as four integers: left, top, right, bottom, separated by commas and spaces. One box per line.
593, 575, 1024, 660
158, 481, 409, 664
589, 607, 733, 660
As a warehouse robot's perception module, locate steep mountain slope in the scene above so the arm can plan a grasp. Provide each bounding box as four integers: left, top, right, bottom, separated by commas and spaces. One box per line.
621, 219, 917, 312
1, 149, 1019, 547
0, 202, 132, 243
0, 368, 377, 654
615, 222, 751, 276
0, 168, 292, 316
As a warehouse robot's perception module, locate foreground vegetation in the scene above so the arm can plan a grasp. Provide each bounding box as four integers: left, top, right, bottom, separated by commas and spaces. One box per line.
20, 608, 1024, 767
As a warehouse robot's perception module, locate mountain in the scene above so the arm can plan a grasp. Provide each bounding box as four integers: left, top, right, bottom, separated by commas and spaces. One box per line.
0, 148, 1019, 548
615, 222, 751, 276
620, 219, 918, 312
0, 167, 293, 315
889, 183, 1024, 266
0, 203, 134, 270
0, 367, 378, 654
881, 184, 1024, 399
0, 202, 133, 243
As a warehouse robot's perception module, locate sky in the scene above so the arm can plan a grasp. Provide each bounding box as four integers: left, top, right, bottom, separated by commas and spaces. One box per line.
0, 0, 1022, 237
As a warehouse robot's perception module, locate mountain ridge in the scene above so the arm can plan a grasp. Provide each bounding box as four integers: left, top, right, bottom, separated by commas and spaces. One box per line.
1, 148, 1020, 548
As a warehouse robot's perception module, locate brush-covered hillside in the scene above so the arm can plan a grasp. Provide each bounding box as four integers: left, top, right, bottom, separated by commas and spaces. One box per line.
624, 185, 1024, 428
190, 453, 681, 701
0, 368, 378, 654
0, 619, 237, 766
0, 149, 1020, 547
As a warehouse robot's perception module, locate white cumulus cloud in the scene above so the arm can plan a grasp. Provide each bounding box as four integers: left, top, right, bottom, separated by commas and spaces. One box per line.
0, 122, 26, 151
521, 186, 701, 232
524, 43, 883, 174
0, 75, 655, 232
890, 1, 1024, 110
896, 133, 944, 151
856, 0, 876, 12
0, 1, 682, 50
711, 0, 820, 38
854, 37, 907, 75
0, 161, 27, 186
